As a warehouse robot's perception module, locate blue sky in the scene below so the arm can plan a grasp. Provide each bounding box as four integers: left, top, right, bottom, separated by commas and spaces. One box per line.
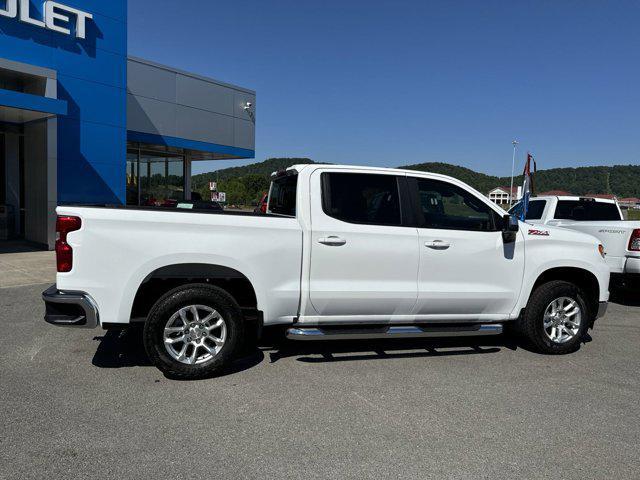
128, 0, 640, 176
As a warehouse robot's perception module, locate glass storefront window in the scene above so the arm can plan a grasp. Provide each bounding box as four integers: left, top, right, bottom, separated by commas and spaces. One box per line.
127, 149, 185, 207
126, 152, 139, 205
167, 158, 185, 202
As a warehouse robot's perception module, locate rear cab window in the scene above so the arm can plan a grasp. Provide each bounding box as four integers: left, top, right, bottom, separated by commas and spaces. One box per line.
268, 173, 298, 217
554, 200, 622, 221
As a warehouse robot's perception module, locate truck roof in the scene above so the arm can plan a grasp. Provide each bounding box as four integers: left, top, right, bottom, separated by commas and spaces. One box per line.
532, 195, 618, 205
286, 163, 466, 184
278, 164, 515, 213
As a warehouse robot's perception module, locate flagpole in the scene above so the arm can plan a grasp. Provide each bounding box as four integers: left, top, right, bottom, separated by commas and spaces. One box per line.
509, 140, 519, 206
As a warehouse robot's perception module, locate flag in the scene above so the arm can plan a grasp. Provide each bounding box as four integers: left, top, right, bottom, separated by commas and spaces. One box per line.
519, 153, 537, 221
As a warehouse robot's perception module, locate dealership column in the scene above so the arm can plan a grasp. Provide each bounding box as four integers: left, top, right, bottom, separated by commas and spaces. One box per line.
0, 58, 64, 247
23, 119, 57, 247
3, 132, 20, 234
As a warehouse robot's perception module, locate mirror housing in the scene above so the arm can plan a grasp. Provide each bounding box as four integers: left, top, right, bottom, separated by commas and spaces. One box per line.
502, 214, 519, 242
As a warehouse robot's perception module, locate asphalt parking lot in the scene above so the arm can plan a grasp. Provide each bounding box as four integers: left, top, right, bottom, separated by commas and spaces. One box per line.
1, 283, 639, 480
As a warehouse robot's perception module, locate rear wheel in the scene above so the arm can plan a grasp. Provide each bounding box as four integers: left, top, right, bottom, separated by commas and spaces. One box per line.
143, 284, 244, 379
518, 280, 590, 354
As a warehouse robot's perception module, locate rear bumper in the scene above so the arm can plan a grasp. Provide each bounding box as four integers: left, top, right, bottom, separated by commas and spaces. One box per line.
42, 285, 99, 329
625, 256, 640, 275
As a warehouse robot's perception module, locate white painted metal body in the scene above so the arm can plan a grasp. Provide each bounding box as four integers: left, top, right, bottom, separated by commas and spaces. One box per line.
56, 166, 610, 328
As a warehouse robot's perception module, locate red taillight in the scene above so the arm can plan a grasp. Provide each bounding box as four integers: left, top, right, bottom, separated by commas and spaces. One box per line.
629, 229, 640, 252
56, 216, 82, 273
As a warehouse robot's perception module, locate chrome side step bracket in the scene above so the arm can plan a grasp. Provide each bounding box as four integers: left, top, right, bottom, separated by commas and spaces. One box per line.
286, 324, 503, 341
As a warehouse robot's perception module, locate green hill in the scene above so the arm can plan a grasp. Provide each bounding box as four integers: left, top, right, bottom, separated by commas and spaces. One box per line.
191, 158, 319, 205
519, 165, 640, 197
401, 162, 640, 198
192, 157, 640, 205
400, 162, 501, 193
193, 157, 318, 186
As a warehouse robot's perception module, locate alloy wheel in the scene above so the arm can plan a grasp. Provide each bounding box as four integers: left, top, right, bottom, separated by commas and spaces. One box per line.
163, 305, 227, 365
543, 296, 582, 344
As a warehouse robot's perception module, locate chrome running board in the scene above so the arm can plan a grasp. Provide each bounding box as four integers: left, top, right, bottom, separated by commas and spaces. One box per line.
286, 324, 503, 341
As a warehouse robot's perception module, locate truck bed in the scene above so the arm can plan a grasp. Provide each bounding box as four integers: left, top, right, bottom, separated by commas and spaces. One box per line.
58, 203, 278, 217
55, 205, 304, 326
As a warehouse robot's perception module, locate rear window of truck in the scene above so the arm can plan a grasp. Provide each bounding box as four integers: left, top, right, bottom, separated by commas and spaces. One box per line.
268, 174, 297, 217
554, 200, 622, 221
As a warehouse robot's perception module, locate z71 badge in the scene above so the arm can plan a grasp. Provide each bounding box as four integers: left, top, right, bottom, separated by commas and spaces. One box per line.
528, 229, 550, 236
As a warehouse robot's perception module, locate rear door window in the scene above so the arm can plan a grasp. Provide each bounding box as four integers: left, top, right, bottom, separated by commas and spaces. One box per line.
555, 201, 622, 221
510, 199, 546, 220
525, 200, 547, 220
321, 172, 402, 226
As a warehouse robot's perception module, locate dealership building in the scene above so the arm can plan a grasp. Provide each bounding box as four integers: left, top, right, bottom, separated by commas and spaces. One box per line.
0, 0, 256, 248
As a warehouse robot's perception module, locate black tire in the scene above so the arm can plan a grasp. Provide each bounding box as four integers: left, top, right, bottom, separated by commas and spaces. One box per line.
517, 280, 591, 354
143, 284, 245, 379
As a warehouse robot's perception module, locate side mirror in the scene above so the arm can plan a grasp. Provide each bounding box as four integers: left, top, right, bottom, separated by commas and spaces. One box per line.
502, 214, 519, 242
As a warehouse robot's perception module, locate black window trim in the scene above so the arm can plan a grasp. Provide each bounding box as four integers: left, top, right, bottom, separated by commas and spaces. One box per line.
320, 172, 414, 228
406, 176, 503, 232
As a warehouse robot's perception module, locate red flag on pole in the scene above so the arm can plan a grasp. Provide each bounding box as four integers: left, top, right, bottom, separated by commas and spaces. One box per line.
523, 153, 537, 196
519, 153, 537, 220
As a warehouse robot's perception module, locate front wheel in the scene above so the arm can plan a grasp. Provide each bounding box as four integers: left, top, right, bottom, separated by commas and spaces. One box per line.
143, 284, 245, 379
517, 280, 590, 354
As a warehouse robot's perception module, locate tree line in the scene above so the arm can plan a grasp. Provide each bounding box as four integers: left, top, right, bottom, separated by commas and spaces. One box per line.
191, 158, 316, 205
192, 158, 640, 205
401, 162, 640, 198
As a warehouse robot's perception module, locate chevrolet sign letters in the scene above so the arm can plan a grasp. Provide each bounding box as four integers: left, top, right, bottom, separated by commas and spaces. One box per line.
0, 0, 93, 39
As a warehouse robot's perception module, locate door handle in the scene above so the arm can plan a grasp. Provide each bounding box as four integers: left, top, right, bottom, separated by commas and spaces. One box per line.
425, 240, 451, 250
318, 236, 347, 246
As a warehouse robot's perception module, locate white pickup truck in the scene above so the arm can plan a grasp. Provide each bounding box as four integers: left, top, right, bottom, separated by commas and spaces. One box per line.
510, 196, 640, 286
43, 165, 610, 379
